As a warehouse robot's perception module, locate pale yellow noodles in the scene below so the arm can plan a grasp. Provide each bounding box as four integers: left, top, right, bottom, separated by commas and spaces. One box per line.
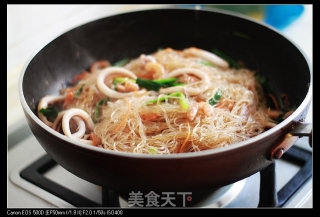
38, 47, 277, 154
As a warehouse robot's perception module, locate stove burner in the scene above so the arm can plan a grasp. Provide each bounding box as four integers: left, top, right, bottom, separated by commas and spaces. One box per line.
18, 145, 311, 208
184, 179, 247, 207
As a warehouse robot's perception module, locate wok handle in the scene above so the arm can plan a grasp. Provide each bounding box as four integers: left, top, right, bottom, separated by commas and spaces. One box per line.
290, 122, 312, 146
270, 122, 312, 159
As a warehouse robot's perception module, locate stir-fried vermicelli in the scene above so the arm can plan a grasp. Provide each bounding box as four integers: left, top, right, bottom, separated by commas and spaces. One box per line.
38, 47, 293, 154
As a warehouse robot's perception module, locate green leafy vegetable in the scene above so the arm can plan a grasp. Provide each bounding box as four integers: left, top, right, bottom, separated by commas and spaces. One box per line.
212, 49, 242, 69
136, 78, 184, 91
136, 78, 163, 91
39, 107, 59, 122
255, 73, 293, 123
145, 92, 188, 110
94, 98, 109, 123
112, 58, 130, 67
153, 78, 179, 84
74, 83, 85, 98
255, 74, 285, 110
254, 74, 268, 87
172, 82, 185, 86
208, 89, 223, 106
153, 78, 184, 87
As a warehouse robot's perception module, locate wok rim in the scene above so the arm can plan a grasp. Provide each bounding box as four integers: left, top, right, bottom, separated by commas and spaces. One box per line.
18, 7, 312, 160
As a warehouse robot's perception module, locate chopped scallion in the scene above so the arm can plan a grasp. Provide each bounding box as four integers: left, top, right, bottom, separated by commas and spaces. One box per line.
145, 92, 188, 110
208, 89, 223, 106
74, 83, 85, 98
94, 98, 109, 123
149, 147, 158, 154
153, 78, 179, 83
136, 78, 185, 91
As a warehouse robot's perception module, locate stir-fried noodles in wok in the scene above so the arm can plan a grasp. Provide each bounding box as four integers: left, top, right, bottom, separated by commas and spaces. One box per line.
38, 47, 294, 154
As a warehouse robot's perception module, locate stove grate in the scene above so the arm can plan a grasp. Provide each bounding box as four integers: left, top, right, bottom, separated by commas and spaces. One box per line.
20, 145, 311, 208
258, 145, 312, 207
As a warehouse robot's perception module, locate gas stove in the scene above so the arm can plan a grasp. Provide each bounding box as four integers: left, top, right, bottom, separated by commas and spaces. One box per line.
7, 117, 312, 208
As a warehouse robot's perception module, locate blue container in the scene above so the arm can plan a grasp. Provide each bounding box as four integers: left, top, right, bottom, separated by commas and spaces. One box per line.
264, 5, 304, 30
182, 5, 305, 31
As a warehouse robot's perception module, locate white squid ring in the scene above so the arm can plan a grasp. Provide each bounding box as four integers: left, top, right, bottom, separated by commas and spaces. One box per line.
159, 68, 210, 95
184, 47, 229, 68
52, 111, 86, 139
62, 108, 95, 145
97, 67, 145, 98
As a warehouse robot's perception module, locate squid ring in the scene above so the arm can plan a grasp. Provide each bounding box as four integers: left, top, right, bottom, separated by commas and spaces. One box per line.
62, 108, 95, 145
184, 47, 229, 68
159, 68, 210, 95
52, 111, 86, 139
97, 67, 145, 98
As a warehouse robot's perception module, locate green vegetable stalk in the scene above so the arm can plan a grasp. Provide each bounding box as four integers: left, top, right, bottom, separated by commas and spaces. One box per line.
145, 92, 188, 110
136, 78, 184, 91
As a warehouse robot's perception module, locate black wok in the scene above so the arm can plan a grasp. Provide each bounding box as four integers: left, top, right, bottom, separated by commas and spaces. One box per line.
19, 8, 312, 193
